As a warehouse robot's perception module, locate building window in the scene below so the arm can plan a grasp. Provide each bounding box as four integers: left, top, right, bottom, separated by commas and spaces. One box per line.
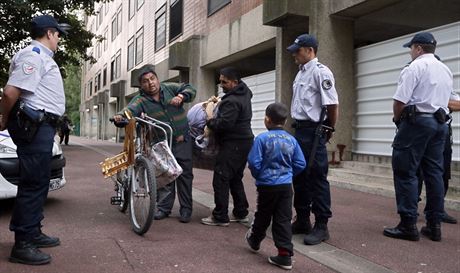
169, 0, 183, 42
135, 27, 144, 65
110, 50, 121, 81
104, 2, 109, 15
89, 81, 93, 96
137, 0, 144, 10
103, 65, 107, 86
127, 37, 135, 70
103, 27, 108, 51
96, 42, 101, 60
117, 6, 123, 35
208, 0, 230, 16
111, 16, 117, 41
155, 5, 166, 51
98, 6, 103, 27
129, 0, 135, 20
97, 72, 102, 91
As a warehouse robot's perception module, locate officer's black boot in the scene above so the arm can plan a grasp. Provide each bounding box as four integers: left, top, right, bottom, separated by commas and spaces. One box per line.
421, 222, 441, 241
9, 241, 51, 265
383, 222, 419, 241
303, 222, 329, 245
292, 213, 312, 235
31, 232, 60, 248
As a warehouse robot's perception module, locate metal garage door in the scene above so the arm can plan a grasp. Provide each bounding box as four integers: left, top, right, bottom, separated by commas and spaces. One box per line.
218, 70, 276, 136
354, 22, 460, 161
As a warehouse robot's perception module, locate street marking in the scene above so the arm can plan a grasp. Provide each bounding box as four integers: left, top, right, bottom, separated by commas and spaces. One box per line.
192, 188, 396, 273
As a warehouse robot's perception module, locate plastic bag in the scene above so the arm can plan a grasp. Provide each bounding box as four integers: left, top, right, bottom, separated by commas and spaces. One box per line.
149, 140, 183, 189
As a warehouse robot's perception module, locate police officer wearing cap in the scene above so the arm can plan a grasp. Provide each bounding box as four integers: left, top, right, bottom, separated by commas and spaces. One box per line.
287, 34, 339, 245
383, 32, 453, 242
0, 14, 70, 265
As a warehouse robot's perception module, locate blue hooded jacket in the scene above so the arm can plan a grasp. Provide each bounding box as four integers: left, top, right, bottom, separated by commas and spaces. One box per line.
248, 128, 306, 186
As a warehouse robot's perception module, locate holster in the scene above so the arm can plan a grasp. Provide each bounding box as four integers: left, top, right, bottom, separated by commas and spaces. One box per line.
400, 105, 416, 124
433, 108, 446, 124
15, 101, 45, 143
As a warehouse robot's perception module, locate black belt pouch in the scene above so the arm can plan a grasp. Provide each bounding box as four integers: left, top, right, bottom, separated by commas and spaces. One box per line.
15, 101, 44, 143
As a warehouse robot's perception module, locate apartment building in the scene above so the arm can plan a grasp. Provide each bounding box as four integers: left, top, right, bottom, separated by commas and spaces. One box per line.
80, 0, 460, 163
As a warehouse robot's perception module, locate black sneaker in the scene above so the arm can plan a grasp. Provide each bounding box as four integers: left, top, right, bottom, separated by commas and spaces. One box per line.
31, 232, 60, 248
9, 241, 51, 265
304, 223, 330, 245
245, 229, 260, 252
154, 210, 169, 220
268, 255, 292, 270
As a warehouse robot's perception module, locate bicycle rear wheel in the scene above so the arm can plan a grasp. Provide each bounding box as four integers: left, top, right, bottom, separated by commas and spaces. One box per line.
129, 155, 157, 235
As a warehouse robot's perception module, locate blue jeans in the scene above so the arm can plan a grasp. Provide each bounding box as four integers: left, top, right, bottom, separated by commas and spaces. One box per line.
392, 116, 447, 224
8, 116, 55, 241
293, 126, 332, 223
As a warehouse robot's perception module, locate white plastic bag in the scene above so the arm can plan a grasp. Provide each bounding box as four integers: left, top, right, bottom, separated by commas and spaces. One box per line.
149, 140, 183, 189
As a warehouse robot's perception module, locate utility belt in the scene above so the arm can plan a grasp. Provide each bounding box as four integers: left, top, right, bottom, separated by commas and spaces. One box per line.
399, 105, 447, 124
291, 119, 320, 129
14, 101, 60, 143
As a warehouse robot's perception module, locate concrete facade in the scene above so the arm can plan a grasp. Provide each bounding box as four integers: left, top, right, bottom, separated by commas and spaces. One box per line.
80, 0, 460, 162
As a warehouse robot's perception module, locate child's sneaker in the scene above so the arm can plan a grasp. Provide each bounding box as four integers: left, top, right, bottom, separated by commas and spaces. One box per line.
230, 215, 249, 223
245, 229, 260, 252
268, 255, 292, 270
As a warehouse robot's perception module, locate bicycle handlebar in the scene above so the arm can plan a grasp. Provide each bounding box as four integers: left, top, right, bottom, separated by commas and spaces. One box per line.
109, 117, 129, 128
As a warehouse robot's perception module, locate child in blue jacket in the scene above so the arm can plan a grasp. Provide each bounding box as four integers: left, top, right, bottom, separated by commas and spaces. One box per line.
246, 102, 306, 270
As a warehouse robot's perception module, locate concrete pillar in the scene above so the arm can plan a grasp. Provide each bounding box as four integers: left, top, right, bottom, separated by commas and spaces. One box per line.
275, 25, 308, 130
309, 0, 355, 160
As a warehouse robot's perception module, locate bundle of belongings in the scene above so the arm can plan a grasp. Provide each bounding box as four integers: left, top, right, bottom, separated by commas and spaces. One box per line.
187, 96, 220, 168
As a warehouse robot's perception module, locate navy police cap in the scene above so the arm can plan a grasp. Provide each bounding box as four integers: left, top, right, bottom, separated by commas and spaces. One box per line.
287, 34, 318, 53
31, 15, 70, 35
403, 32, 436, 48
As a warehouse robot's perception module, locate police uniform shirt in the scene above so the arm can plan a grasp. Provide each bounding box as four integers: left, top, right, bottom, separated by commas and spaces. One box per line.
393, 53, 452, 114
7, 40, 65, 116
450, 90, 460, 101
291, 58, 339, 122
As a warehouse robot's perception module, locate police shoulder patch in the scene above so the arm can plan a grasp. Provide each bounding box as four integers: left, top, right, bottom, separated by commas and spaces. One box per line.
321, 79, 333, 90
22, 62, 36, 75
32, 47, 40, 54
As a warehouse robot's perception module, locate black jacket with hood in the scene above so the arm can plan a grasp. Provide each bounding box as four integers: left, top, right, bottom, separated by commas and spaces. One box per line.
207, 81, 254, 142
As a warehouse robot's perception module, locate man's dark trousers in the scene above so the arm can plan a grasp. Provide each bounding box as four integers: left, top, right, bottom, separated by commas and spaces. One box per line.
392, 117, 447, 225
157, 135, 194, 217
293, 126, 332, 223
212, 139, 252, 222
8, 117, 55, 242
251, 184, 293, 255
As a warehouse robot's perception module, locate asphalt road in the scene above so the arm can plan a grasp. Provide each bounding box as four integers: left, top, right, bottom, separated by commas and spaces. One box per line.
0, 137, 459, 273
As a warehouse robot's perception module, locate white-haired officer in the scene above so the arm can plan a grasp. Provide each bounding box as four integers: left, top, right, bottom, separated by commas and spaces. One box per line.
287, 34, 339, 245
384, 32, 453, 242
0, 14, 70, 265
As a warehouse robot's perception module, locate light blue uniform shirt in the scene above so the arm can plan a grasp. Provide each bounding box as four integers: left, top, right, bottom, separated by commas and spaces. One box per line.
393, 53, 452, 114
291, 58, 339, 122
7, 40, 65, 116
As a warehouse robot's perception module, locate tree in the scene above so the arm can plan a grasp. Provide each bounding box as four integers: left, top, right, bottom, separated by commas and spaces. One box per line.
0, 0, 104, 86
63, 63, 81, 135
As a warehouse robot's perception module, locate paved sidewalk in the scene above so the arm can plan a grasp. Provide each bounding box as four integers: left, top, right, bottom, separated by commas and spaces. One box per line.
76, 136, 460, 273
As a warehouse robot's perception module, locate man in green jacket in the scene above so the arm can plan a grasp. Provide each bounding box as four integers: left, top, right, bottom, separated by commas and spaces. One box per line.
113, 65, 196, 223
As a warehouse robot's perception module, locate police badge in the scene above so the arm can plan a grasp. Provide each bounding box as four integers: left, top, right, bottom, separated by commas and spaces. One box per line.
322, 79, 332, 90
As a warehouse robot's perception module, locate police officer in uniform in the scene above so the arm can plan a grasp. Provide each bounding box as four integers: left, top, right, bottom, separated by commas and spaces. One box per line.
384, 32, 452, 242
0, 15, 69, 264
287, 34, 339, 245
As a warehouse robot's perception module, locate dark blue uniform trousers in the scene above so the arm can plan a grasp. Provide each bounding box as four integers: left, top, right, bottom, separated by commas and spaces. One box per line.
392, 116, 447, 225
156, 135, 194, 217
293, 127, 332, 223
8, 117, 55, 242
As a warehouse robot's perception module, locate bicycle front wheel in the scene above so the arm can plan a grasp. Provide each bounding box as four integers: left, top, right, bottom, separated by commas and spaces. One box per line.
129, 155, 157, 235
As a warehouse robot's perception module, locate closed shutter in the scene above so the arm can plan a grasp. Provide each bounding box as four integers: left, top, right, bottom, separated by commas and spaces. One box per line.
354, 22, 460, 161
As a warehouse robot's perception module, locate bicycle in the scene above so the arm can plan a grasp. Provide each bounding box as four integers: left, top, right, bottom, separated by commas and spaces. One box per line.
101, 111, 173, 235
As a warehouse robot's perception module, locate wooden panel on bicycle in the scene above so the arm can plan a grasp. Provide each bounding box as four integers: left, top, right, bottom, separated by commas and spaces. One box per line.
100, 152, 130, 178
